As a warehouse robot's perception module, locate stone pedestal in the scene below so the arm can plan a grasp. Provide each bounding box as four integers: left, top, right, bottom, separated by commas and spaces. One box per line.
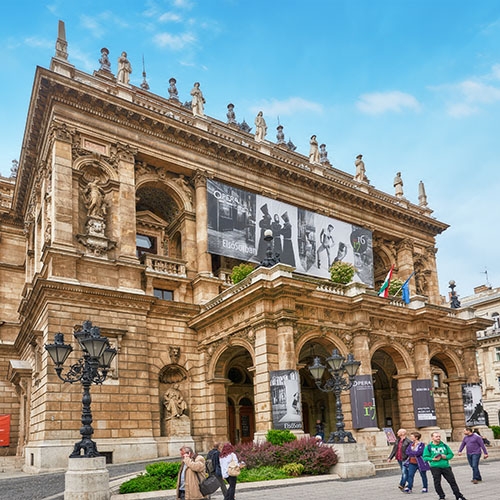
355, 428, 389, 449
158, 416, 194, 456
329, 442, 375, 479
64, 456, 109, 500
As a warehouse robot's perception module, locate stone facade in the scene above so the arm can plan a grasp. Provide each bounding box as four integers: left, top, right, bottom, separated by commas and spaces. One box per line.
0, 25, 492, 472
462, 285, 500, 426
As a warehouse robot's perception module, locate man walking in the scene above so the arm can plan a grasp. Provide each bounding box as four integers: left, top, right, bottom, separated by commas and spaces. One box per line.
458, 426, 488, 484
423, 432, 467, 500
387, 428, 411, 490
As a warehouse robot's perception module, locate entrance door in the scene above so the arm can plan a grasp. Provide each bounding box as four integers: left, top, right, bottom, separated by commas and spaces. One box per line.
239, 403, 255, 443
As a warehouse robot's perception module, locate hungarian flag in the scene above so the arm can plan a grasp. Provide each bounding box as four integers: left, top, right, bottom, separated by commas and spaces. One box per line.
378, 264, 395, 298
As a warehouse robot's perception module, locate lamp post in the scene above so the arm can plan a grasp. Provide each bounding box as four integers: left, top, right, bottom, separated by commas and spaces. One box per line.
308, 349, 361, 443
45, 320, 117, 458
260, 229, 280, 267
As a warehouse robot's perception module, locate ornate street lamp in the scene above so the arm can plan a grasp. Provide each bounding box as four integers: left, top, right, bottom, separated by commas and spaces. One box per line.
308, 349, 361, 443
260, 229, 280, 267
45, 320, 117, 458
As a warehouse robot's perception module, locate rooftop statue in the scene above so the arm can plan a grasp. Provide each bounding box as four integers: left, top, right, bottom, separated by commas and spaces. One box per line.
394, 171, 404, 198
309, 135, 320, 164
354, 154, 368, 182
117, 51, 132, 84
190, 82, 205, 116
227, 103, 237, 124
168, 77, 179, 101
99, 48, 111, 72
254, 111, 267, 142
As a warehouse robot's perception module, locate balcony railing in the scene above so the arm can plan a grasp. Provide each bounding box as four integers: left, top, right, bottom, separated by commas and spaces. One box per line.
140, 253, 187, 277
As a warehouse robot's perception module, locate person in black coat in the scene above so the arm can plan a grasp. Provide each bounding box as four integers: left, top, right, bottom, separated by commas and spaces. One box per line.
206, 442, 227, 495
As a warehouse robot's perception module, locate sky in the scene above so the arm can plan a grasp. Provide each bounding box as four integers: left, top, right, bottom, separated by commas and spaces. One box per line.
1, 0, 499, 300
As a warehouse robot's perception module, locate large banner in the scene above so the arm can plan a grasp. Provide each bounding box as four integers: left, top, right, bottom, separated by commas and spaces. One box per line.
462, 383, 486, 426
412, 379, 437, 427
0, 414, 10, 447
270, 370, 302, 430
350, 375, 377, 428
207, 179, 374, 286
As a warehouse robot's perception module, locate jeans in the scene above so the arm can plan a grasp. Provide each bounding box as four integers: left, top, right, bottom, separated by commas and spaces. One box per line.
406, 462, 428, 490
430, 466, 463, 499
398, 460, 408, 487
224, 475, 237, 500
467, 453, 482, 481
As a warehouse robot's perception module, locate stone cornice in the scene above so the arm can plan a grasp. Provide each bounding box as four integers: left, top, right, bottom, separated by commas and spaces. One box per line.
14, 67, 448, 238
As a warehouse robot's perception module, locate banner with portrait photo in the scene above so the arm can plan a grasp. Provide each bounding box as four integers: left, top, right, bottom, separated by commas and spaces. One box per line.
350, 375, 377, 428
270, 370, 302, 430
462, 383, 486, 426
411, 379, 436, 427
206, 179, 374, 286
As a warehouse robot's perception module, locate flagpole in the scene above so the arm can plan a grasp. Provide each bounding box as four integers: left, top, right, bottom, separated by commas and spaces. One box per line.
393, 271, 416, 297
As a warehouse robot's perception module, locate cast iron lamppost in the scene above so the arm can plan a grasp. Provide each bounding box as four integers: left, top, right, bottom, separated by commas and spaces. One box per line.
308, 349, 361, 443
45, 320, 117, 458
260, 229, 280, 267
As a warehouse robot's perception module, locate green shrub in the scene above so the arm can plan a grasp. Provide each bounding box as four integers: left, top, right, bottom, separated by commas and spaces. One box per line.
238, 465, 290, 482
388, 278, 404, 296
329, 261, 355, 284
119, 461, 181, 494
266, 429, 297, 446
281, 462, 304, 477
231, 263, 254, 284
491, 425, 500, 439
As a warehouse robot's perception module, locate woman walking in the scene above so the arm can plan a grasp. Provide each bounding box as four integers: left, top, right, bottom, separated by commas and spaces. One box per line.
219, 442, 243, 500
403, 431, 430, 493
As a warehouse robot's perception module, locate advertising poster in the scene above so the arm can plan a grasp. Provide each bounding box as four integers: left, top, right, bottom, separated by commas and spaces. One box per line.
207, 179, 374, 286
462, 383, 486, 426
270, 370, 302, 430
412, 379, 437, 427
350, 375, 377, 428
0, 414, 10, 447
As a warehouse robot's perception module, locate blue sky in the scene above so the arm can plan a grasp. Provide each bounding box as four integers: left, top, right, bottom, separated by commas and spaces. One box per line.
1, 0, 499, 300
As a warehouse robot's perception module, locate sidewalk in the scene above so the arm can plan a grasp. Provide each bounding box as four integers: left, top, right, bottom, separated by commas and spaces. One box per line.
112, 459, 499, 500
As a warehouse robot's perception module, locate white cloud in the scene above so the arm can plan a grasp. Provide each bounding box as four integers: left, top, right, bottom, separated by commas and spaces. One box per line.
447, 102, 479, 118
250, 97, 323, 117
24, 37, 53, 49
159, 12, 182, 23
153, 32, 196, 50
356, 91, 420, 115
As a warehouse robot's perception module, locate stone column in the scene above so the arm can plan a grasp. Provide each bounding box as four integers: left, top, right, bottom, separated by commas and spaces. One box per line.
397, 238, 414, 280
252, 321, 278, 441
51, 123, 75, 249
116, 144, 138, 262
276, 319, 296, 370
446, 377, 468, 441
352, 331, 371, 376
193, 170, 211, 275
394, 374, 417, 430
414, 342, 431, 379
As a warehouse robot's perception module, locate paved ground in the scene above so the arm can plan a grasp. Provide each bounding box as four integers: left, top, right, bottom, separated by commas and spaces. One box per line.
0, 459, 497, 500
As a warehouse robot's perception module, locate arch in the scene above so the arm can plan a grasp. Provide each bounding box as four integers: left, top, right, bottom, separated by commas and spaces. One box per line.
369, 340, 413, 374
207, 338, 255, 380
135, 175, 193, 212
428, 348, 463, 379
73, 156, 119, 183
295, 328, 349, 362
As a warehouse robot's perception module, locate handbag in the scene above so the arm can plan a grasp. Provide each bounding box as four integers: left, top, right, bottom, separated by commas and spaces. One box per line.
227, 459, 241, 477
199, 474, 221, 496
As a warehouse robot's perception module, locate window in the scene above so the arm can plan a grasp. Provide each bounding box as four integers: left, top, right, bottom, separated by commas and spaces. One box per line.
154, 288, 173, 301
136, 234, 157, 257
496, 347, 500, 362
433, 373, 440, 388
492, 313, 500, 329
497, 376, 500, 390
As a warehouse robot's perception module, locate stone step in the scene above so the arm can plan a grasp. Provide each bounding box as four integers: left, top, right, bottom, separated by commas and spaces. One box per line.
0, 456, 24, 473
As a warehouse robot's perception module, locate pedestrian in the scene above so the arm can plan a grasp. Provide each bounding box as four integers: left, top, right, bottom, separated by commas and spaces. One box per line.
422, 431, 467, 500
402, 431, 430, 493
206, 442, 227, 496
387, 428, 411, 491
219, 442, 244, 500
315, 419, 325, 441
457, 426, 488, 484
176, 446, 207, 500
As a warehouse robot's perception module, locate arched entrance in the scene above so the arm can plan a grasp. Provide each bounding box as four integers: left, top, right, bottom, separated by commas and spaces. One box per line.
371, 349, 399, 430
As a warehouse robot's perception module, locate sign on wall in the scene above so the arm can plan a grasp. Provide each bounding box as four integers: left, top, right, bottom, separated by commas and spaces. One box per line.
270, 370, 303, 430
462, 383, 486, 426
207, 179, 374, 286
0, 415, 10, 447
412, 379, 437, 427
350, 375, 377, 428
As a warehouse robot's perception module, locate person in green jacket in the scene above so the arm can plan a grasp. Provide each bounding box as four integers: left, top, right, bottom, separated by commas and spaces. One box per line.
422, 432, 467, 500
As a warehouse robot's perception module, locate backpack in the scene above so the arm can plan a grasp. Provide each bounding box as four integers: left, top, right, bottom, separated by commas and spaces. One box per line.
205, 457, 214, 475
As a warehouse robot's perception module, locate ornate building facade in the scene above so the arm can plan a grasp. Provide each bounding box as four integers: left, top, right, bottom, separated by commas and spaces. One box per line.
0, 23, 491, 472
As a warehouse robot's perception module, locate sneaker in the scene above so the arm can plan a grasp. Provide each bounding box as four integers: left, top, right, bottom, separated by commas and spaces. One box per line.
398, 485, 405, 490
472, 479, 478, 484
421, 488, 427, 493
403, 488, 412, 493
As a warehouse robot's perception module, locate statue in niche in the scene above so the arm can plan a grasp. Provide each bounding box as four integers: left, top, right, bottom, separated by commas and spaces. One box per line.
190, 82, 205, 116
309, 135, 320, 163
99, 48, 111, 72
117, 51, 132, 84
394, 171, 404, 198
168, 77, 179, 101
254, 111, 267, 141
164, 383, 187, 420
83, 178, 107, 218
354, 154, 367, 182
